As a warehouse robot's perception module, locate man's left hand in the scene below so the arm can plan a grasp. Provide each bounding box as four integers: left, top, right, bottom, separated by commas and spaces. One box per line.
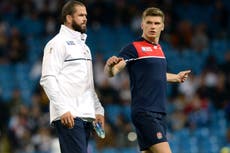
177, 70, 191, 83
95, 114, 105, 129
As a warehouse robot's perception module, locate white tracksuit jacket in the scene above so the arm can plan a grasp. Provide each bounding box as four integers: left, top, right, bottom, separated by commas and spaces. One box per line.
40, 25, 104, 123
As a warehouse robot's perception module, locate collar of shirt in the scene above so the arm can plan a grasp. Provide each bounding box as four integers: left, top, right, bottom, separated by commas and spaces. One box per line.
60, 24, 87, 42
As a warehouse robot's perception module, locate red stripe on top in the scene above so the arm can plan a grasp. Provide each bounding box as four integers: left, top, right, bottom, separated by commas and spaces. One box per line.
133, 41, 165, 58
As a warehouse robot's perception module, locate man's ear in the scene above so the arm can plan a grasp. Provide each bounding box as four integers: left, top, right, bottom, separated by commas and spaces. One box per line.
141, 22, 144, 30
161, 23, 164, 31
66, 15, 72, 24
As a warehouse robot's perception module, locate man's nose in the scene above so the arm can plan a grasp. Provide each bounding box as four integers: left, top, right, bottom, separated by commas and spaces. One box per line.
151, 24, 156, 29
83, 16, 87, 21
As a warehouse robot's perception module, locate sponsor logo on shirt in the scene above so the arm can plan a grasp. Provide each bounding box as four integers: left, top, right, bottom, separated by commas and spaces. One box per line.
66, 41, 75, 45
141, 46, 152, 52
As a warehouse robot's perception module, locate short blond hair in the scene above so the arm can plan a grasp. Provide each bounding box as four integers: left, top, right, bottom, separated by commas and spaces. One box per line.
142, 7, 165, 22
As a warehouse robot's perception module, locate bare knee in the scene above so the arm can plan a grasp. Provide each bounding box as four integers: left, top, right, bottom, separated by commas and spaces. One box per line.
141, 150, 152, 153
149, 142, 172, 153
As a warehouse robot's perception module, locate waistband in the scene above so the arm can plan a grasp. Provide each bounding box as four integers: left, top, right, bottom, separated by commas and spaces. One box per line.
51, 117, 93, 127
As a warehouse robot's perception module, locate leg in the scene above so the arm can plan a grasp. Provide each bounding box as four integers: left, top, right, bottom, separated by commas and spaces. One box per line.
149, 142, 172, 153
54, 118, 91, 153
141, 150, 152, 153
141, 142, 172, 153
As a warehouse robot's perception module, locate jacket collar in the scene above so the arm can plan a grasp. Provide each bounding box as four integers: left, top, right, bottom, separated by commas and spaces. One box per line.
60, 24, 87, 42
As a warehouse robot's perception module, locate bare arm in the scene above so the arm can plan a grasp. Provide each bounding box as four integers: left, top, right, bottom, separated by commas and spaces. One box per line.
167, 70, 191, 83
104, 56, 126, 77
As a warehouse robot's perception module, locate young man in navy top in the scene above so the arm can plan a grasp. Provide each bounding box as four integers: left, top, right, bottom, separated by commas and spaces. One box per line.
104, 7, 191, 153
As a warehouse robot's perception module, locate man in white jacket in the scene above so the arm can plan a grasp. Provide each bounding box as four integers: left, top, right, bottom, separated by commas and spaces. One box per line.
40, 1, 104, 153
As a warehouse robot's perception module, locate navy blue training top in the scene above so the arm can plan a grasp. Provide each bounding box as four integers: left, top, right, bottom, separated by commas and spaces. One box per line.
118, 37, 167, 114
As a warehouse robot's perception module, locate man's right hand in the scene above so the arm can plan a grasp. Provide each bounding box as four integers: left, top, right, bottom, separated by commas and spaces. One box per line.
104, 56, 126, 77
106, 56, 123, 67
61, 111, 74, 128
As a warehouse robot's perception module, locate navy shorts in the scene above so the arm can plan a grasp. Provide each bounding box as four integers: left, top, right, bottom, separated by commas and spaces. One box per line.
131, 112, 168, 151
52, 118, 93, 153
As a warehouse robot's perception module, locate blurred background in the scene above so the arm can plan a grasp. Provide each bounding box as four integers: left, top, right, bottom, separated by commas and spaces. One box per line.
0, 0, 230, 153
